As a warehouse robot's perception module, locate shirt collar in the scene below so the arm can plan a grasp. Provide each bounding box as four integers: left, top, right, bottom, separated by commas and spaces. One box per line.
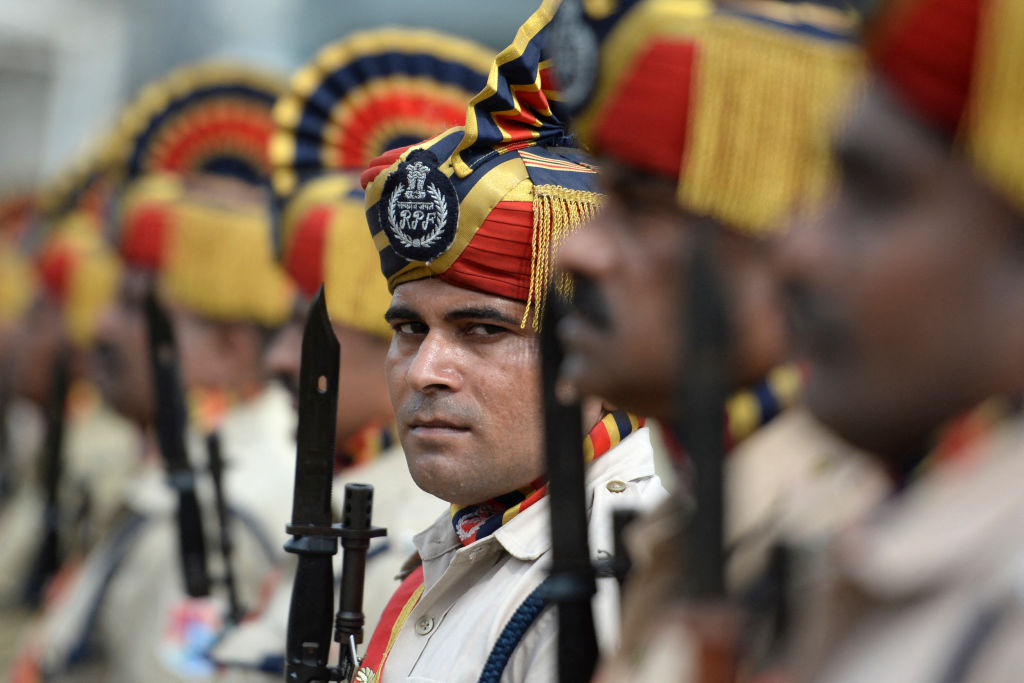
494, 426, 656, 561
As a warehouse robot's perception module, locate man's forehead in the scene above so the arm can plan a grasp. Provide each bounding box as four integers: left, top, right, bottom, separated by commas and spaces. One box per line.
597, 156, 679, 203
389, 278, 527, 318
837, 80, 950, 175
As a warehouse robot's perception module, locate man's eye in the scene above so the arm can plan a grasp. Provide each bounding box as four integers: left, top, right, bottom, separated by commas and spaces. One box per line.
393, 321, 427, 335
466, 323, 507, 337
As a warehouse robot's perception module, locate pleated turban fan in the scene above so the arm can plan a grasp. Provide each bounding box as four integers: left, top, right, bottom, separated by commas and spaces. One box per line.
112, 63, 293, 326
271, 28, 493, 338
363, 0, 604, 328
38, 133, 122, 227
867, 0, 1024, 213
556, 0, 863, 234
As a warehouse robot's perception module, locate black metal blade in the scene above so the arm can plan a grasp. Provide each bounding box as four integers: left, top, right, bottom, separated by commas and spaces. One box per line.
145, 290, 210, 598
539, 292, 598, 683
290, 285, 339, 530
145, 291, 190, 475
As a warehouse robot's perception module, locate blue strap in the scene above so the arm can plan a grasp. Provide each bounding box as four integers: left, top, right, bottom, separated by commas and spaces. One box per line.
477, 577, 553, 683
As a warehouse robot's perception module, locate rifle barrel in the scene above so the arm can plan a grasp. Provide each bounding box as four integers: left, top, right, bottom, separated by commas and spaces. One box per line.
540, 294, 598, 683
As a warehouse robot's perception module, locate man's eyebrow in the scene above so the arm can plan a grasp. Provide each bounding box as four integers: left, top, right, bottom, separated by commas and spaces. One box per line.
383, 306, 420, 323
444, 307, 520, 326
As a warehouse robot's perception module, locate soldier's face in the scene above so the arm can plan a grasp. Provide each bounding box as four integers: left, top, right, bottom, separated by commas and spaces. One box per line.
778, 81, 1024, 463
384, 278, 544, 505
555, 167, 685, 419
90, 269, 154, 425
10, 294, 66, 407
263, 300, 304, 403
556, 162, 786, 420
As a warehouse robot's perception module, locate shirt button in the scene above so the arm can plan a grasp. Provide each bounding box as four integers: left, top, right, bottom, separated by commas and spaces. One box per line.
415, 616, 435, 635
606, 480, 627, 493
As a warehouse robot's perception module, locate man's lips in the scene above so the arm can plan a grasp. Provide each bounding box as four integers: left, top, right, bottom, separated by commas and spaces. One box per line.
407, 417, 471, 435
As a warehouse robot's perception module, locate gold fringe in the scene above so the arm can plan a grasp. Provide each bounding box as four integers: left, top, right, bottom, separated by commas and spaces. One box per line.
966, 0, 1024, 215
522, 185, 603, 330
680, 13, 863, 234
161, 197, 293, 327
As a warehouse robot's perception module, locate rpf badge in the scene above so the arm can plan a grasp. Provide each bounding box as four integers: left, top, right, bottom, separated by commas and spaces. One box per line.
378, 149, 459, 263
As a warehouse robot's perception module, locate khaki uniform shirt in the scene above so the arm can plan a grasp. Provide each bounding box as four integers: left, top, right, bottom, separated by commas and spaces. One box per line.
595, 409, 888, 682
783, 411, 1024, 682
0, 399, 46, 606
210, 442, 447, 680
380, 427, 666, 683
25, 384, 296, 682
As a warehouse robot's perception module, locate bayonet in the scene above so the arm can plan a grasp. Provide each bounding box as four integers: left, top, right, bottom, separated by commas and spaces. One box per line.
23, 350, 70, 605
283, 286, 384, 683
206, 431, 242, 622
145, 290, 210, 598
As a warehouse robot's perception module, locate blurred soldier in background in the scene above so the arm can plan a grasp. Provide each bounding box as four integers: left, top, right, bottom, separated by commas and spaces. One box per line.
356, 1, 666, 679
0, 180, 135, 611
0, 197, 43, 671
12, 63, 297, 683
774, 0, 1024, 679
544, 0, 889, 678
210, 29, 493, 678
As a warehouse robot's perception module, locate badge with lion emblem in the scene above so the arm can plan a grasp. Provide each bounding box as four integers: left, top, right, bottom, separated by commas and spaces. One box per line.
378, 149, 459, 263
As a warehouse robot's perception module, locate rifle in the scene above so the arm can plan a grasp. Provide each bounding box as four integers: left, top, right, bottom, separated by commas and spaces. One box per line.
283, 286, 384, 683
22, 350, 71, 605
144, 290, 211, 598
672, 219, 739, 682
205, 431, 242, 622
539, 292, 599, 683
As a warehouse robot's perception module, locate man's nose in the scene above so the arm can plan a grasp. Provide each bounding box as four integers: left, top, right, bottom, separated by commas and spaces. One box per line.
775, 205, 832, 288
405, 331, 462, 394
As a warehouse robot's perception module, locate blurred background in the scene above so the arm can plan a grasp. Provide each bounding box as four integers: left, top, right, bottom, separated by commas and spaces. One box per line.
0, 0, 538, 191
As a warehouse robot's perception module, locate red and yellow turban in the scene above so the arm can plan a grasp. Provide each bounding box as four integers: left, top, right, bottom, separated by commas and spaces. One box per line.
113, 173, 183, 270
570, 0, 863, 234
278, 174, 393, 338
158, 179, 293, 327
107, 62, 293, 325
0, 194, 38, 325
35, 213, 121, 345
868, 0, 1024, 212
272, 28, 493, 337
364, 0, 603, 327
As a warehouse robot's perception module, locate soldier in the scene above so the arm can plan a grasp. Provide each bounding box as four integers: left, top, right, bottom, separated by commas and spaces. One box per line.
0, 205, 134, 609
773, 0, 1024, 679
209, 29, 494, 679
542, 0, 889, 678
354, 2, 666, 680
13, 63, 296, 683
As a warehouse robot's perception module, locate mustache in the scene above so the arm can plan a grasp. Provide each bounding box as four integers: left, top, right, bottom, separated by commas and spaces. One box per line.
782, 281, 849, 360
398, 393, 481, 429
566, 274, 611, 330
